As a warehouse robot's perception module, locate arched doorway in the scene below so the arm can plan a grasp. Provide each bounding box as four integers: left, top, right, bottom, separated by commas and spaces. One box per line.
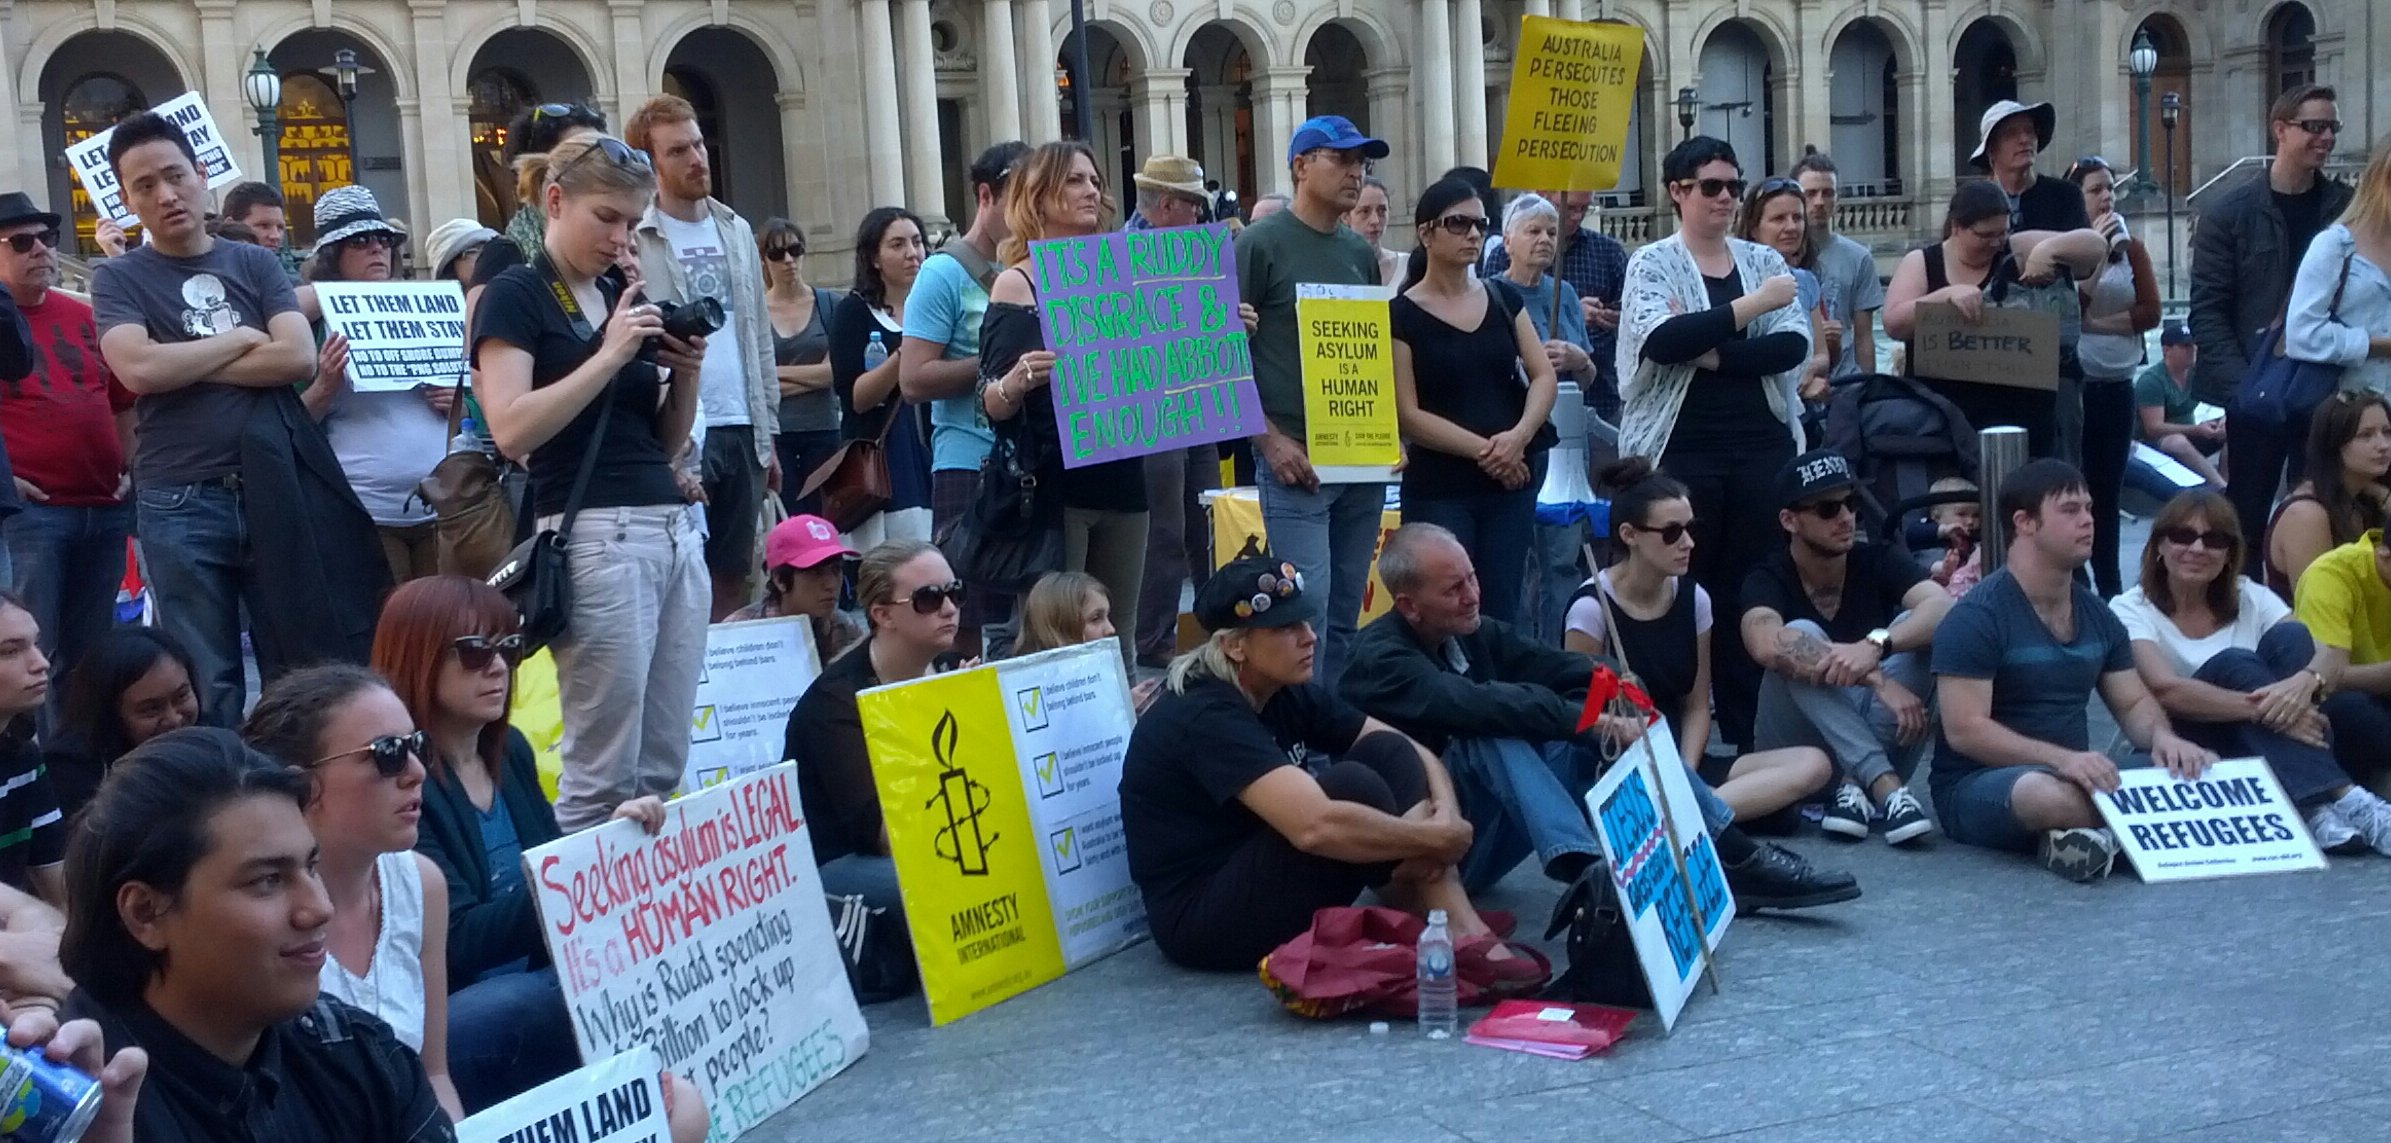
2266, 4, 2316, 107
38, 31, 185, 256
664, 27, 788, 221
465, 29, 595, 226
268, 31, 405, 247
1304, 25, 1368, 131
1952, 20, 2019, 172
1695, 21, 1777, 177
1061, 27, 1137, 199
1184, 24, 1257, 209
1828, 21, 1900, 197
2133, 17, 2193, 196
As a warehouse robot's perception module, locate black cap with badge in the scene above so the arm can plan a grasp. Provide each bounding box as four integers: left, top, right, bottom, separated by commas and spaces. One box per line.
1777, 449, 1860, 510
1195, 543, 1321, 632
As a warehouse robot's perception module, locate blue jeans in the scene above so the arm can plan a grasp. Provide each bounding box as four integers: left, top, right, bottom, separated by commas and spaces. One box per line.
1449, 735, 1737, 893
135, 481, 248, 727
447, 965, 580, 1115
1402, 453, 1547, 626
1253, 455, 1384, 687
2182, 623, 2352, 805
4, 503, 130, 734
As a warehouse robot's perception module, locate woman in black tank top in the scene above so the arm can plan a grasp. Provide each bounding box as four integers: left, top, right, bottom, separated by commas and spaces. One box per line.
2266, 390, 2391, 597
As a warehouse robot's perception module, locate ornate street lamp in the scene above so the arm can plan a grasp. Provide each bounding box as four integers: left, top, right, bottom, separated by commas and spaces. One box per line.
1675, 86, 1698, 140
2161, 90, 2181, 298
2128, 28, 2158, 201
243, 49, 283, 190
318, 47, 376, 179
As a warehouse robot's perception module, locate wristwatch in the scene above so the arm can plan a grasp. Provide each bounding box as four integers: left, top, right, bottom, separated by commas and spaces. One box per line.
1864, 628, 1893, 655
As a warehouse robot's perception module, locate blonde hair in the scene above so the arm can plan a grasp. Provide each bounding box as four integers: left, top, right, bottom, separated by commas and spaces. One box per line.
2338, 141, 2391, 240
999, 140, 1115, 265
1164, 629, 1243, 696
855, 539, 941, 631
1928, 476, 1979, 525
1015, 572, 1108, 657
520, 134, 656, 207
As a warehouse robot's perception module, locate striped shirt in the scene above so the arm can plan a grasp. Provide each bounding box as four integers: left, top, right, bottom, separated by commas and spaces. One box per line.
0, 727, 65, 892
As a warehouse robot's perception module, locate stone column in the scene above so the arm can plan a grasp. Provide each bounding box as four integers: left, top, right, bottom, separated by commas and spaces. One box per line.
859, 0, 907, 204
1196, 84, 1241, 193
1091, 87, 1130, 189
1018, 0, 1060, 143
1418, 0, 1457, 176
1917, 3, 1956, 212
1365, 66, 1414, 204
1251, 67, 1311, 198
981, 0, 1025, 143
1453, 0, 1488, 169
899, 0, 949, 224
0, 15, 26, 204
408, 0, 473, 226
1557, 0, 1582, 22
193, 1, 258, 179
1134, 67, 1194, 161
608, 0, 651, 125
1524, 0, 1549, 18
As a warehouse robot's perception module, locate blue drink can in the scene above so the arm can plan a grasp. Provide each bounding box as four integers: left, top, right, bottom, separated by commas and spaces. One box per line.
0, 1045, 102, 1142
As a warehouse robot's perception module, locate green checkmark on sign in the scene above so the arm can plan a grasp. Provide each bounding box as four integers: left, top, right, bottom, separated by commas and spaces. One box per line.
692, 706, 716, 732
1036, 754, 1058, 783
1053, 829, 1075, 860
1020, 689, 1043, 719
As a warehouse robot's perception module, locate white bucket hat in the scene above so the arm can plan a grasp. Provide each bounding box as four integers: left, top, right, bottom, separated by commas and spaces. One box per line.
1969, 100, 2056, 170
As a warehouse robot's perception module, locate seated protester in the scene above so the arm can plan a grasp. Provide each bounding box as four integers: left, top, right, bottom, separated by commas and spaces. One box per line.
1015, 571, 1158, 711
2113, 490, 2391, 854
0, 593, 64, 906
1122, 547, 1506, 972
2265, 391, 2391, 599
784, 539, 961, 911
44, 627, 201, 821
1741, 450, 1952, 846
2292, 527, 2391, 804
1343, 524, 1860, 908
730, 514, 865, 664
2133, 323, 2225, 489
60, 726, 449, 1142
1932, 460, 2216, 881
1566, 459, 1835, 829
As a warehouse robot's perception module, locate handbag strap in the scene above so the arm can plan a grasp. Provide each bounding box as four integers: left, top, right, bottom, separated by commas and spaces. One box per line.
535, 251, 621, 542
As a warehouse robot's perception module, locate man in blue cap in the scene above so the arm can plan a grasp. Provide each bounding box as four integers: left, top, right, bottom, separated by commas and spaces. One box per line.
1237, 114, 1392, 688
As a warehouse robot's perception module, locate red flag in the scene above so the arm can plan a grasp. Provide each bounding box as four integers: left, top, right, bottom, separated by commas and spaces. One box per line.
1577, 664, 1658, 733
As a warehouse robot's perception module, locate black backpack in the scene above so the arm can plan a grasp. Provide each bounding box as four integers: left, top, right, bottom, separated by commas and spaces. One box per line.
826, 892, 920, 1005
1538, 861, 1652, 1008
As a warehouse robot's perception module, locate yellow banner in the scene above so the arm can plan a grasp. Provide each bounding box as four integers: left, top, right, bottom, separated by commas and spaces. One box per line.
1207, 487, 1403, 624
1296, 286, 1402, 480
1491, 17, 1645, 192
858, 669, 1066, 1025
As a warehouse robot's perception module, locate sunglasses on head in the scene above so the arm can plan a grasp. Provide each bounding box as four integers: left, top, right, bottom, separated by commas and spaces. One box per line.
909, 581, 967, 613
530, 102, 580, 122
2160, 527, 2234, 551
1631, 519, 1698, 545
2066, 155, 2113, 181
1800, 495, 1857, 520
1432, 214, 1492, 237
2289, 118, 2342, 136
452, 633, 526, 671
2, 229, 60, 255
1751, 176, 1801, 199
1676, 177, 1747, 200
309, 730, 428, 778
555, 136, 652, 182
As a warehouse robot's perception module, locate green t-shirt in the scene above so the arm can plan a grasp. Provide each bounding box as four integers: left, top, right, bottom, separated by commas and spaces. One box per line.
1235, 208, 1382, 440
2132, 361, 2198, 437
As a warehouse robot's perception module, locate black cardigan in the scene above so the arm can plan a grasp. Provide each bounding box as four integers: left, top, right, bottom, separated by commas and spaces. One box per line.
415, 728, 563, 982
1338, 611, 1603, 755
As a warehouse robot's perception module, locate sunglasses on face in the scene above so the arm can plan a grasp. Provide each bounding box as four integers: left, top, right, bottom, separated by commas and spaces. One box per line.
2, 229, 60, 255
1676, 178, 1747, 201
1432, 215, 1492, 237
2289, 118, 2342, 136
1800, 496, 1857, 520
1631, 519, 1698, 545
2160, 527, 2234, 551
763, 245, 804, 261
909, 581, 967, 613
452, 634, 526, 671
309, 730, 428, 778
344, 232, 405, 252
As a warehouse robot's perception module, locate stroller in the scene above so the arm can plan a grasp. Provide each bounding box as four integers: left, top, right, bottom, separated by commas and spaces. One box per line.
1821, 373, 1984, 569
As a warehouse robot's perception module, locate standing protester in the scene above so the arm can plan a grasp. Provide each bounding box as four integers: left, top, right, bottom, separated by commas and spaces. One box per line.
1790, 151, 1884, 379
1391, 177, 1558, 625
2285, 143, 2391, 397
904, 141, 1030, 652
980, 142, 1152, 667
299, 186, 450, 585
1346, 177, 1407, 286
221, 180, 301, 284
1126, 154, 1224, 669
471, 133, 708, 832
1493, 194, 1599, 401
1127, 154, 1210, 229
1486, 188, 1627, 419
2192, 84, 2350, 567
2136, 324, 2226, 488
760, 219, 840, 516
2068, 157, 2164, 596
1969, 100, 2094, 459
1237, 115, 1390, 687
92, 111, 388, 726
829, 207, 934, 546
1736, 177, 1833, 408
0, 191, 132, 732
627, 97, 780, 622
1616, 135, 1811, 751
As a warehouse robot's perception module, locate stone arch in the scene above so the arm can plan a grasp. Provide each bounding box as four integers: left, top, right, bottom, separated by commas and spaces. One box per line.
1164, 13, 1273, 75
1290, 11, 1403, 72
658, 24, 793, 219
1692, 17, 1788, 176
19, 13, 195, 107
1820, 6, 1921, 75
1946, 10, 2045, 79
261, 27, 412, 243
1822, 17, 1908, 194
448, 14, 607, 105
1080, 16, 1155, 76
251, 12, 417, 102
1687, 7, 1794, 75
2116, 4, 2213, 66
644, 11, 807, 95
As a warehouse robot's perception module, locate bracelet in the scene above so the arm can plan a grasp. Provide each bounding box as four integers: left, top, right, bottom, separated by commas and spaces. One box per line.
2305, 668, 2330, 703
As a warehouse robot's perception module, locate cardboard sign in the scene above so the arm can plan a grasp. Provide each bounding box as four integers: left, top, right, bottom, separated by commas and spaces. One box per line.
1296, 284, 1402, 482
526, 765, 869, 1141
1912, 302, 2060, 390
1204, 486, 1402, 623
315, 282, 469, 393
457, 1047, 669, 1143
857, 641, 1147, 1025
2093, 757, 2328, 883
64, 93, 242, 227
1029, 223, 1261, 468
1583, 716, 1733, 1032
1491, 17, 1646, 192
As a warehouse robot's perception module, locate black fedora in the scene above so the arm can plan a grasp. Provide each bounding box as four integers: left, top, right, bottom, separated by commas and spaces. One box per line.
0, 193, 60, 233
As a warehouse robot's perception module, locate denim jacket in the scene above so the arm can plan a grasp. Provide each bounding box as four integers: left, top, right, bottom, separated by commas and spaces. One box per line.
2284, 223, 2391, 396
633, 198, 780, 463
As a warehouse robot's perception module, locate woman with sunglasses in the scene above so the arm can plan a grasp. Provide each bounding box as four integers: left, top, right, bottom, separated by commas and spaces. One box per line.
760, 217, 841, 516
473, 133, 711, 834
783, 540, 961, 913
2111, 490, 2391, 854
1387, 177, 1557, 624
1615, 136, 1811, 752
2265, 391, 2391, 596
2285, 143, 2391, 398
46, 626, 201, 820
1735, 177, 1834, 410
2067, 157, 2163, 598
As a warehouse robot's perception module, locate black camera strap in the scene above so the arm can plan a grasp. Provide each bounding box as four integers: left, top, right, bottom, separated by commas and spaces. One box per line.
531, 249, 617, 545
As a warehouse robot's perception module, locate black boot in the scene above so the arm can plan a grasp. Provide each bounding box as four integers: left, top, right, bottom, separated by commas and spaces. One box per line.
1725, 842, 1862, 911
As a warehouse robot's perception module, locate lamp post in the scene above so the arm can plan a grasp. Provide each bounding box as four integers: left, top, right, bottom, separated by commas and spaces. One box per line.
318, 47, 375, 182
1675, 86, 1698, 140
2161, 90, 2181, 299
242, 49, 282, 194
2128, 28, 2158, 202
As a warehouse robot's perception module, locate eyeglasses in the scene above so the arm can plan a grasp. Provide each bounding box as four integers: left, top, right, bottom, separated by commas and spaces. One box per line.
554, 137, 653, 183
2159, 527, 2235, 551
308, 730, 428, 778
1630, 519, 1699, 545
2288, 118, 2342, 136
1302, 149, 1376, 174
1964, 224, 2013, 244
452, 634, 526, 672
1800, 496, 1857, 520
2, 229, 59, 255
909, 581, 967, 613
1433, 215, 1492, 237
1674, 178, 1747, 200
763, 245, 803, 261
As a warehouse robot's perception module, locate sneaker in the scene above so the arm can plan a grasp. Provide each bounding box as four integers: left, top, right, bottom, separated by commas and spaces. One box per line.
2038, 827, 2119, 883
1820, 782, 1871, 840
2332, 788, 2391, 856
1880, 788, 1936, 846
1725, 842, 1863, 911
2307, 802, 2366, 855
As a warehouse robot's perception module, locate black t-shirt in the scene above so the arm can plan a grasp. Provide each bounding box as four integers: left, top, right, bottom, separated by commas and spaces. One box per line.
2011, 174, 2093, 234
1120, 676, 1366, 897
1667, 272, 1782, 452
982, 297, 1147, 512
1741, 543, 1926, 644
469, 264, 682, 517
468, 236, 526, 292
1390, 279, 1555, 499
2277, 183, 2330, 270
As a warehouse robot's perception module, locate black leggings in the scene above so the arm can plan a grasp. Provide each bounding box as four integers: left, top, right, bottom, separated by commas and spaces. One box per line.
2081, 379, 2135, 597
1146, 732, 1428, 971
1660, 435, 1796, 751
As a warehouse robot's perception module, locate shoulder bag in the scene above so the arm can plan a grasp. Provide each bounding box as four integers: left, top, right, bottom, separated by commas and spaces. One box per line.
2234, 249, 2354, 432
418, 374, 518, 580
486, 258, 618, 652
797, 393, 899, 533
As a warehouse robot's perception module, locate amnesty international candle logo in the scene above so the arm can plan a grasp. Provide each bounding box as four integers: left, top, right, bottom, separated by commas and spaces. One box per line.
926, 711, 999, 876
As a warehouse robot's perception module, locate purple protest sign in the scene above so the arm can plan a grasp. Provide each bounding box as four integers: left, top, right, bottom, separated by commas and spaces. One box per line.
1029, 222, 1260, 468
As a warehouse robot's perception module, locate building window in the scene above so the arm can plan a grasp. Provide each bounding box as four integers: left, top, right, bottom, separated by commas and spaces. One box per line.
277, 74, 352, 247
60, 74, 145, 255
2269, 3, 2316, 103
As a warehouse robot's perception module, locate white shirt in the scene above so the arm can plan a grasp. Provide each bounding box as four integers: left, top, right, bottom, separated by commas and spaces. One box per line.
656, 210, 752, 427
2108, 578, 2291, 678
326, 388, 448, 526
318, 851, 429, 1051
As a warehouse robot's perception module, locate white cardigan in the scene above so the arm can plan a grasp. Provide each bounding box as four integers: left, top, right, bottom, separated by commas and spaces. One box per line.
1613, 233, 1811, 460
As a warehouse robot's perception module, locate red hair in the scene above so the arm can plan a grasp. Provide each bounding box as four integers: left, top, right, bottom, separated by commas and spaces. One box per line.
370, 575, 522, 779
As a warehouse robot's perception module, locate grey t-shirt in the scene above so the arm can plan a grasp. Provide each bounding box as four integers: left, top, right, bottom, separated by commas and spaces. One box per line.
1236, 208, 1383, 439
1812, 233, 1885, 378
91, 240, 300, 484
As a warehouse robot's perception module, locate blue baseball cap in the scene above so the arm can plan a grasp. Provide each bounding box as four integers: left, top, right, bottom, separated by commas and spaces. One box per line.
1287, 115, 1390, 164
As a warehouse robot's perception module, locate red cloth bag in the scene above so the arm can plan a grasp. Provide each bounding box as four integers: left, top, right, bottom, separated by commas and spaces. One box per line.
1259, 906, 1549, 1019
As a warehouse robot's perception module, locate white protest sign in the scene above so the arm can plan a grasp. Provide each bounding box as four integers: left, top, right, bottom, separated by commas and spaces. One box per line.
457, 1047, 669, 1143
686, 617, 821, 794
2093, 757, 2328, 883
527, 764, 868, 1142
995, 642, 1148, 968
65, 93, 242, 227
315, 282, 469, 393
1584, 716, 1733, 1032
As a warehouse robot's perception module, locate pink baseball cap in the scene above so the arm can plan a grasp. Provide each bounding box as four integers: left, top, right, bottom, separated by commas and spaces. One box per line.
765, 514, 857, 572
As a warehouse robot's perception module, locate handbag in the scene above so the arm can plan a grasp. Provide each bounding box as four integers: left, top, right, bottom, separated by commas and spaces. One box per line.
486, 256, 617, 652
418, 377, 517, 580
798, 401, 897, 533
942, 406, 1064, 593
1538, 862, 1654, 1007
2234, 250, 2354, 431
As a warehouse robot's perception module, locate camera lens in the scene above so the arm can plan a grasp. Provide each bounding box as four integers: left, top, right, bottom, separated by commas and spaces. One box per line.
657, 297, 725, 341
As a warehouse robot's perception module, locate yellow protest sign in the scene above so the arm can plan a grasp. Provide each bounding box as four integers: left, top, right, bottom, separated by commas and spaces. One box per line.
1492, 16, 1645, 192
1297, 284, 1401, 482
1206, 487, 1403, 624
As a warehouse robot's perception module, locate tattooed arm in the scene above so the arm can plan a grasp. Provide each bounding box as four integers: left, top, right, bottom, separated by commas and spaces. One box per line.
1741, 605, 1835, 686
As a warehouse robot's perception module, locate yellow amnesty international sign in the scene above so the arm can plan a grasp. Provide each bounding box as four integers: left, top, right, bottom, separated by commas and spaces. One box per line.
1297, 284, 1401, 482
1491, 16, 1645, 192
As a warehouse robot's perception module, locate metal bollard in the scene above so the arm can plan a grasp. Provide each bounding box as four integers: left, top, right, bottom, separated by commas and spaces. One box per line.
1977, 426, 2029, 574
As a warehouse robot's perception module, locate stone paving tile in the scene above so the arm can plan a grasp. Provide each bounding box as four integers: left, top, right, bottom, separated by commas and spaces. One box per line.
1704, 1100, 2067, 1143
1430, 1083, 1696, 1143
2151, 1092, 2391, 1142
1956, 1045, 2373, 1141
1586, 1033, 1999, 1138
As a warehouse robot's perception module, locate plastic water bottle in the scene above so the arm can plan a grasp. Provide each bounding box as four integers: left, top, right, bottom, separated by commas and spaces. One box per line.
450, 415, 481, 455
862, 330, 888, 372
1416, 909, 1456, 1040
